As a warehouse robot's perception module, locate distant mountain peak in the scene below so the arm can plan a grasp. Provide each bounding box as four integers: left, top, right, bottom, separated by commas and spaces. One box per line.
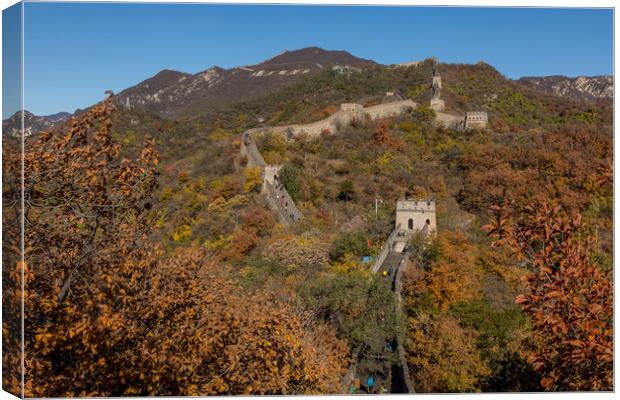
3, 109, 71, 137
517, 75, 613, 102
114, 47, 377, 119
259, 46, 375, 68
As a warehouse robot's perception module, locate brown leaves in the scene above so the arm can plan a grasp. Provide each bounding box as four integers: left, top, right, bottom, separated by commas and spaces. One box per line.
4, 94, 349, 396
2, 93, 161, 397
134, 246, 349, 395
485, 200, 613, 391
368, 122, 404, 150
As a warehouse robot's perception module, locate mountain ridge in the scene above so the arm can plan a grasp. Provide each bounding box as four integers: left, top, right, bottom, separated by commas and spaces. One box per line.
115, 47, 376, 119
2, 110, 71, 137
517, 75, 613, 102
3, 47, 613, 136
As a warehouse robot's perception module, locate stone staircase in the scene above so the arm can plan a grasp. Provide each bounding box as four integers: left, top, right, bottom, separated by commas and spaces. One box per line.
239, 129, 302, 226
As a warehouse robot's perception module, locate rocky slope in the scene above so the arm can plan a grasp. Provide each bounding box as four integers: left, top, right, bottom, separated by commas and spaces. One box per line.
517, 75, 613, 102
2, 110, 71, 137
115, 47, 376, 119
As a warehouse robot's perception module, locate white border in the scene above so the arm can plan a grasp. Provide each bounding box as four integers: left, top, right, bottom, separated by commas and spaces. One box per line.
0, 1, 616, 400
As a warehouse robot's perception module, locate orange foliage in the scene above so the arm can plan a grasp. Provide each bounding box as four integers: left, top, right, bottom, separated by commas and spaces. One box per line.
133, 246, 350, 395
405, 231, 482, 312
485, 201, 613, 390
368, 122, 404, 150
3, 94, 349, 396
3, 94, 159, 396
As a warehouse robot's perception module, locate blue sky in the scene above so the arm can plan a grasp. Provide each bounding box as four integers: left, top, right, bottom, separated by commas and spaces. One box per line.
2, 3, 614, 118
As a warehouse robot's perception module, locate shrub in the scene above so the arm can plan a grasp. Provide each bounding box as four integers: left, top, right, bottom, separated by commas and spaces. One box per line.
278, 163, 301, 201
329, 231, 368, 262
243, 167, 263, 193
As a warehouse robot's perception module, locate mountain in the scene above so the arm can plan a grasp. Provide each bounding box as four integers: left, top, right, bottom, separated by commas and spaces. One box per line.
2, 110, 71, 137
115, 47, 376, 119
516, 75, 613, 102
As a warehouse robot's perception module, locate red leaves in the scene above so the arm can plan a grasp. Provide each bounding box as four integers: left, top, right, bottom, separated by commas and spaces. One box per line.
514, 294, 528, 305
486, 200, 613, 391
368, 122, 404, 150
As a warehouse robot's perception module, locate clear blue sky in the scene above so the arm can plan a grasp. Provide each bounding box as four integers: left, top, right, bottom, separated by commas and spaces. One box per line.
2, 3, 614, 118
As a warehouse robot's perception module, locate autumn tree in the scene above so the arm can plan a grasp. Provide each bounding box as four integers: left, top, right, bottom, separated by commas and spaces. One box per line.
299, 270, 402, 358
405, 313, 491, 392
485, 201, 613, 390
368, 122, 404, 150
6, 94, 349, 396
2, 135, 23, 396
242, 166, 263, 192
263, 230, 330, 276
131, 246, 350, 395
405, 231, 482, 312
7, 94, 160, 396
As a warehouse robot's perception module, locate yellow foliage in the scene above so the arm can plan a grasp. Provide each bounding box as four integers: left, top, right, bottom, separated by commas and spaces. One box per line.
159, 186, 173, 202
406, 313, 490, 392
172, 224, 193, 242
209, 128, 231, 141
375, 151, 395, 174
262, 150, 283, 165
203, 234, 233, 252
332, 253, 369, 276
243, 167, 263, 193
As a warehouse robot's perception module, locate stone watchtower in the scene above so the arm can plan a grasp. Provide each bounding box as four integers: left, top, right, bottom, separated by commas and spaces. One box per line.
464, 111, 488, 129
395, 198, 437, 235
430, 61, 445, 112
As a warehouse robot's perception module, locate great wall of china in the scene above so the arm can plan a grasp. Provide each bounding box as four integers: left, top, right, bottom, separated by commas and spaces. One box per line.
236, 63, 487, 393
238, 60, 486, 228
239, 98, 418, 226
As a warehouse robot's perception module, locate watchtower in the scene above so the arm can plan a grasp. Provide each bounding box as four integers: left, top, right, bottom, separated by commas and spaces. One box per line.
464, 112, 488, 129
395, 198, 437, 235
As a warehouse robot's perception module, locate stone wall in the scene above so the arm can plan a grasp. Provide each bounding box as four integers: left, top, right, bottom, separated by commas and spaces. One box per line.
434, 111, 464, 129
393, 254, 415, 393
364, 100, 416, 120
430, 98, 445, 112
240, 97, 418, 226
240, 129, 302, 226
240, 129, 267, 169
259, 99, 417, 141
429, 61, 488, 130
263, 164, 281, 184
371, 228, 401, 273
264, 180, 302, 225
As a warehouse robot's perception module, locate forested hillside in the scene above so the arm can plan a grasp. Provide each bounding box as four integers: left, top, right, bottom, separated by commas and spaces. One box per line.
3, 56, 612, 395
